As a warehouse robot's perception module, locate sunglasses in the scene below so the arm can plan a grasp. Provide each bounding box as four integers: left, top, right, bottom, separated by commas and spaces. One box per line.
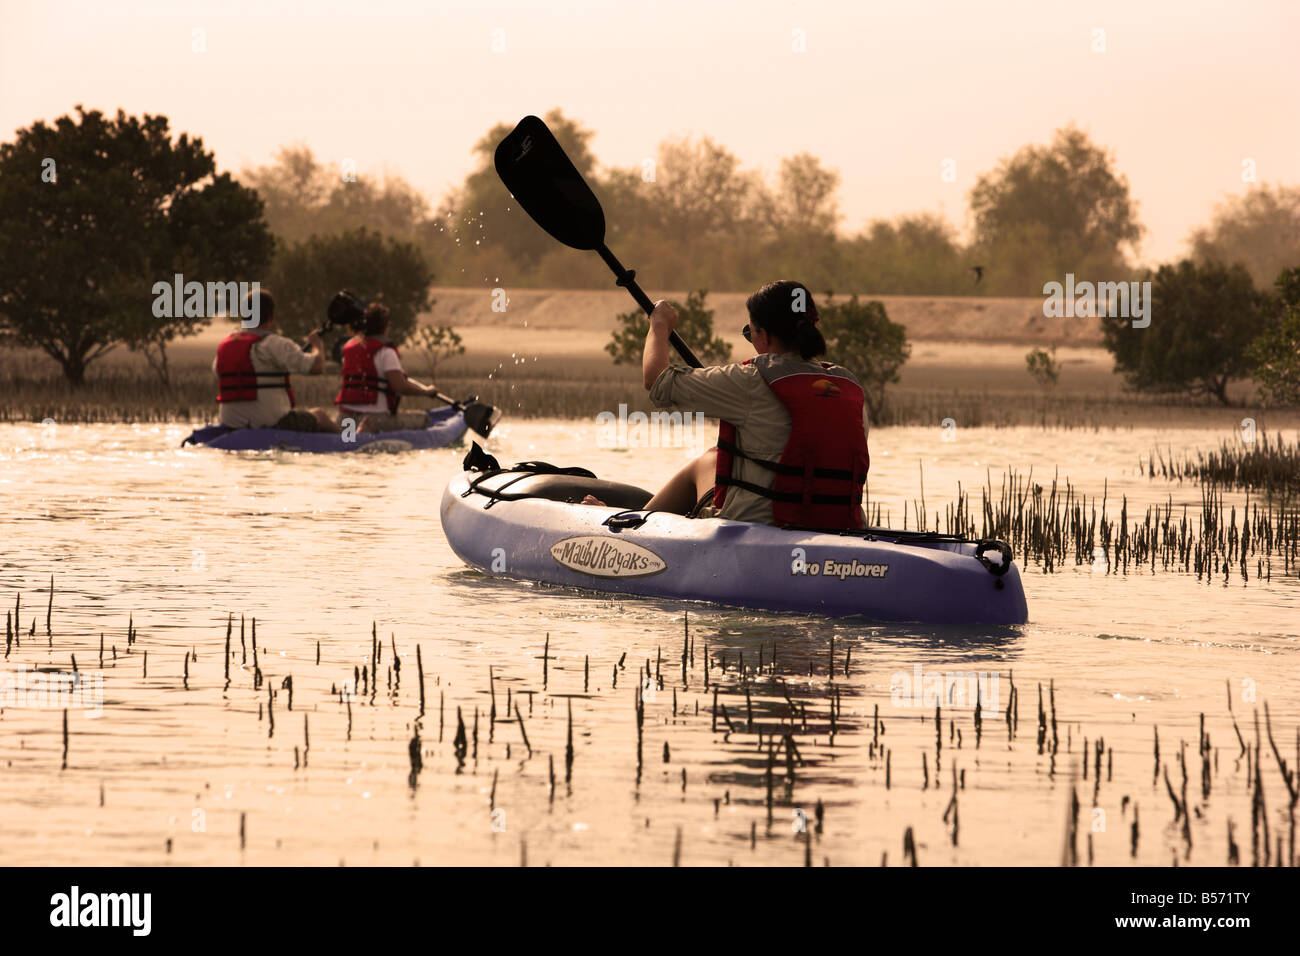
742, 324, 752, 342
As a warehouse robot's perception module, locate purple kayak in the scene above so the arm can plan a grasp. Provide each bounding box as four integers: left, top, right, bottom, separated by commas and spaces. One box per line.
183, 407, 467, 453
440, 458, 1029, 625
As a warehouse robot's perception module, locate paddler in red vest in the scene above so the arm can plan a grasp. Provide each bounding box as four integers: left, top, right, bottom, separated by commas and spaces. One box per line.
213, 289, 329, 430
584, 280, 870, 530
334, 303, 443, 433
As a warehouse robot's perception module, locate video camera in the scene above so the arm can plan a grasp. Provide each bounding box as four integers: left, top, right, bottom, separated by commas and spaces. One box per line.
318, 290, 369, 363
324, 290, 368, 332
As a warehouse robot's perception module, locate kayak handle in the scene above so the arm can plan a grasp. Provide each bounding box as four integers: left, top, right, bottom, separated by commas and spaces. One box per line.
603, 511, 650, 533
975, 539, 1014, 576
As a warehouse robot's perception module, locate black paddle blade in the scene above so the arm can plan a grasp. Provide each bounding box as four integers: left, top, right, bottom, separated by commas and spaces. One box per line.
462, 400, 500, 439
464, 442, 501, 473
494, 115, 605, 251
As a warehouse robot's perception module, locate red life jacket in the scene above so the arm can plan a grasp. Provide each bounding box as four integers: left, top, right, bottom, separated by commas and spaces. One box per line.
335, 337, 401, 414
714, 356, 869, 530
215, 331, 295, 405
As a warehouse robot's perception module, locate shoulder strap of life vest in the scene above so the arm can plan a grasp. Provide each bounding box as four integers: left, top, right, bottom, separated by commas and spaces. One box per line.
713, 355, 869, 529
711, 358, 755, 510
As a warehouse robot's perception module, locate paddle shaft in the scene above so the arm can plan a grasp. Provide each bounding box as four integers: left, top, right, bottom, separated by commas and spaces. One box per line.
595, 245, 702, 369
493, 115, 701, 369
304, 323, 337, 352
428, 388, 468, 411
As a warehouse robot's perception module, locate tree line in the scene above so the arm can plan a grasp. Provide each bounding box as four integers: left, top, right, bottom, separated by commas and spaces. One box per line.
0, 106, 1298, 406
245, 110, 1298, 300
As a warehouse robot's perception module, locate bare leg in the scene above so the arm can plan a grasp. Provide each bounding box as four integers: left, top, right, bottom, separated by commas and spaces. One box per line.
356, 411, 430, 433
584, 449, 717, 515
336, 408, 364, 434
347, 412, 387, 434
309, 407, 342, 433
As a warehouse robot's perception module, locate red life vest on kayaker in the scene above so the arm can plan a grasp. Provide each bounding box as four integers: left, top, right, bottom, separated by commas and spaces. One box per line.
215, 331, 295, 405
335, 337, 400, 413
714, 356, 869, 530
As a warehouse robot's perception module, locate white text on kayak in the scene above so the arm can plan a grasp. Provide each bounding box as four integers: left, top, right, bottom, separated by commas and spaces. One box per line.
790, 551, 891, 580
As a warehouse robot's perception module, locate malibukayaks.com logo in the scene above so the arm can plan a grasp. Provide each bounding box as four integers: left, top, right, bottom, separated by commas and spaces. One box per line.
550, 536, 666, 578
790, 548, 889, 579
1041, 273, 1151, 328
151, 274, 262, 327
49, 886, 151, 936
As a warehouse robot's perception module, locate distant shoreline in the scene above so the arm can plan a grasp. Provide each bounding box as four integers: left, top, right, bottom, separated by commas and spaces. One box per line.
3, 353, 1295, 432
169, 287, 1107, 350
3, 289, 1294, 427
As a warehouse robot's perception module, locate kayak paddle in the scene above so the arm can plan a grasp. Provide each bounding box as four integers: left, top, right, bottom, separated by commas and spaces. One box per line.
430, 389, 500, 438
493, 115, 703, 369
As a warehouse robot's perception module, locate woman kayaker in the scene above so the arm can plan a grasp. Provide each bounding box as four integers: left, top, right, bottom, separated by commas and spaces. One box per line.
585, 280, 870, 530
332, 303, 443, 433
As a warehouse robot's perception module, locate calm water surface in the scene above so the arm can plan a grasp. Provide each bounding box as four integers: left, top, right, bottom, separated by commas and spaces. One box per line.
1, 419, 1296, 866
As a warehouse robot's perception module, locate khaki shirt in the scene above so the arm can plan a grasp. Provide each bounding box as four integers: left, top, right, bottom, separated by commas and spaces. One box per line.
648, 352, 870, 524
213, 333, 318, 428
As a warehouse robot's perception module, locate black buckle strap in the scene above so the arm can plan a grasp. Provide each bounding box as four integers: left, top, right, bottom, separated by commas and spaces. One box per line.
476, 472, 534, 509
717, 438, 864, 484
218, 372, 290, 391
509, 462, 598, 478
460, 456, 600, 510
715, 475, 855, 506
219, 371, 289, 381
342, 374, 392, 393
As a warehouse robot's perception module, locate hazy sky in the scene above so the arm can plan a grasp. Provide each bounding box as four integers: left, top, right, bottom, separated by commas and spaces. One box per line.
4, 0, 1297, 265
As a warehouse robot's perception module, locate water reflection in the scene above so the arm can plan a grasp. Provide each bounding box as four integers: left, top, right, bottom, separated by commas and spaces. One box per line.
0, 421, 1296, 866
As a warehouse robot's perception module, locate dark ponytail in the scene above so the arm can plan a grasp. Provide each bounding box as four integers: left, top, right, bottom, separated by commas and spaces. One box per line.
361, 303, 391, 338
745, 280, 826, 360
